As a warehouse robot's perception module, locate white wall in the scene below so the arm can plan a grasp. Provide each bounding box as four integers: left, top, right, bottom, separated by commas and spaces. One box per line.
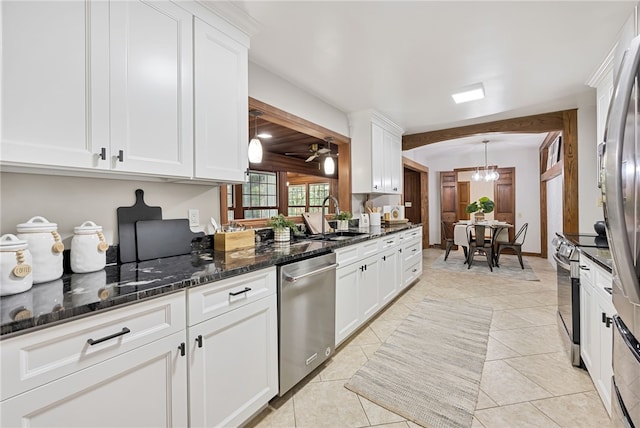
408, 144, 542, 254
249, 62, 350, 138
577, 103, 604, 232
0, 173, 220, 247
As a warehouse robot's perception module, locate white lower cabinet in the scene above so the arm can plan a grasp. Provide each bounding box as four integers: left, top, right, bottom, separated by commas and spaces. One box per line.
579, 256, 615, 416
0, 292, 188, 427
186, 267, 278, 427
335, 230, 422, 346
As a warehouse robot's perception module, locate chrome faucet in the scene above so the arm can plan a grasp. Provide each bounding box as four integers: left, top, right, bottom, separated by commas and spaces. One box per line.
321, 195, 340, 236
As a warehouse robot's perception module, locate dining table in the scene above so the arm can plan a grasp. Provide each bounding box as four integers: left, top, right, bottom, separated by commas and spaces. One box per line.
453, 221, 513, 266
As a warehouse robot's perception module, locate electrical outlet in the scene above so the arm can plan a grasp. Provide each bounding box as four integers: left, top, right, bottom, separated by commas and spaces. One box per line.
188, 209, 200, 227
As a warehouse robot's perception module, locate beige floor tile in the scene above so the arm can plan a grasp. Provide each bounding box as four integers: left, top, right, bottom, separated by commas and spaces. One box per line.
292, 380, 369, 428
346, 326, 382, 347
480, 360, 553, 405
319, 344, 368, 381
476, 390, 498, 410
368, 317, 403, 342
485, 336, 520, 360
490, 310, 537, 331
504, 352, 595, 396
472, 417, 486, 428
506, 306, 557, 327
360, 343, 382, 359
531, 391, 613, 427
489, 325, 564, 356
377, 301, 414, 321
357, 396, 406, 425
373, 422, 410, 428
475, 402, 560, 428
245, 395, 296, 428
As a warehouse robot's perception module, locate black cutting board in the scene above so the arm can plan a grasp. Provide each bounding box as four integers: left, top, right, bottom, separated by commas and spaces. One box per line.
117, 189, 162, 263
135, 219, 204, 261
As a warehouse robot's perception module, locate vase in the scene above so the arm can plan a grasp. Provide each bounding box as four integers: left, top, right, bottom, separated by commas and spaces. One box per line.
337, 220, 349, 231
474, 212, 485, 222
273, 227, 290, 242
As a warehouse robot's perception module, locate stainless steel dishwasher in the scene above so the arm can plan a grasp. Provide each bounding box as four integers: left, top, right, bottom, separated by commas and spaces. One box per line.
277, 252, 337, 395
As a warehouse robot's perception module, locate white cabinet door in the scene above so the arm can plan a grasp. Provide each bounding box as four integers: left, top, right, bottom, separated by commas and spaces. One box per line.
594, 291, 614, 416
389, 133, 403, 193
0, 331, 188, 428
371, 123, 385, 192
188, 295, 278, 428
335, 263, 361, 346
379, 247, 400, 306
1, 0, 108, 170
359, 256, 380, 321
580, 275, 595, 373
194, 18, 249, 182
109, 0, 193, 177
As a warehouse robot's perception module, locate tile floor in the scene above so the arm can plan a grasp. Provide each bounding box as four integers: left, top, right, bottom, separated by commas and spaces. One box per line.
246, 248, 612, 428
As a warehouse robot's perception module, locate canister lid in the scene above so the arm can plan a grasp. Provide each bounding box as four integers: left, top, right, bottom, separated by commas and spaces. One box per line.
74, 221, 102, 234
16, 216, 58, 233
0, 234, 28, 251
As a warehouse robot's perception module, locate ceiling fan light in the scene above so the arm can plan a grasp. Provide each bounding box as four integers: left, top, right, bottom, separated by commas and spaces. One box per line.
248, 137, 263, 163
323, 156, 335, 175
257, 132, 272, 139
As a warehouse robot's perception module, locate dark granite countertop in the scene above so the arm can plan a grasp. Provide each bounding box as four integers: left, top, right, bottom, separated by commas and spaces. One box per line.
564, 233, 613, 273
1, 224, 417, 338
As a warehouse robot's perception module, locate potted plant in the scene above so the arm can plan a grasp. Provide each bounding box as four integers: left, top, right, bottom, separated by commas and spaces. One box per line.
465, 196, 495, 222
333, 211, 352, 231
267, 214, 298, 242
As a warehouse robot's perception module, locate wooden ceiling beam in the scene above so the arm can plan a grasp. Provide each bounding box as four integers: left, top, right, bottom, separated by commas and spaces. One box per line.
401, 110, 566, 150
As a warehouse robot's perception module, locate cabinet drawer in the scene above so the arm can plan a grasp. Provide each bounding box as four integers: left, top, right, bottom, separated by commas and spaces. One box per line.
579, 258, 596, 283
359, 239, 380, 258
187, 267, 276, 326
334, 244, 361, 266
380, 234, 400, 249
0, 291, 186, 401
403, 227, 422, 243
403, 241, 422, 263
403, 259, 423, 287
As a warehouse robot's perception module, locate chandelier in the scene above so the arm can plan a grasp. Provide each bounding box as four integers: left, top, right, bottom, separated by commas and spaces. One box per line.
472, 140, 500, 182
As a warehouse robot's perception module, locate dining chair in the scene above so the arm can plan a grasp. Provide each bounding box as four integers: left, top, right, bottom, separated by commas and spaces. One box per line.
441, 221, 455, 261
466, 224, 493, 271
496, 223, 528, 269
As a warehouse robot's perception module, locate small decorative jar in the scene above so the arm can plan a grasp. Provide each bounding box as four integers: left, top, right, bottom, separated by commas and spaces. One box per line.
16, 216, 63, 284
0, 234, 33, 296
71, 221, 108, 273
273, 227, 290, 242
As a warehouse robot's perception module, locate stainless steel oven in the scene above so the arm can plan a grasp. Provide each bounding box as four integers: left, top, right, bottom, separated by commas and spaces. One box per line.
553, 234, 582, 367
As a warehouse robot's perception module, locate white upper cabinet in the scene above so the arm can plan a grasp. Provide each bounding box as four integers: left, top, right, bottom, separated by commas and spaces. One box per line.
194, 18, 249, 182
2, 0, 249, 182
349, 110, 404, 194
108, 0, 193, 177
1, 1, 106, 169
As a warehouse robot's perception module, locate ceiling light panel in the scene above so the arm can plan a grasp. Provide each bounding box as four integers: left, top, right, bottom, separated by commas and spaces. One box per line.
452, 83, 485, 104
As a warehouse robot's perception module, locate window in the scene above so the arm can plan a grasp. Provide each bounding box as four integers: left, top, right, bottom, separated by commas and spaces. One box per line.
226, 185, 235, 221
242, 171, 278, 219
287, 182, 330, 214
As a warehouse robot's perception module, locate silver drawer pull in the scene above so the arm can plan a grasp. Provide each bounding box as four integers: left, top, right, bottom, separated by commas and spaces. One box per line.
87, 327, 130, 346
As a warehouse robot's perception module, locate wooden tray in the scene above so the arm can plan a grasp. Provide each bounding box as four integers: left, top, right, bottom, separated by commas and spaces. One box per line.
384, 218, 409, 225
214, 230, 255, 251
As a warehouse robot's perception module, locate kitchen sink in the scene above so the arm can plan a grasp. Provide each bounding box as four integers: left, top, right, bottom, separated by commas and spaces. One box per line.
303, 231, 369, 242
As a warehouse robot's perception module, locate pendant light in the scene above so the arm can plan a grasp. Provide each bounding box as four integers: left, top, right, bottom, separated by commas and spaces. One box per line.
323, 137, 335, 175
248, 110, 263, 164
472, 140, 499, 182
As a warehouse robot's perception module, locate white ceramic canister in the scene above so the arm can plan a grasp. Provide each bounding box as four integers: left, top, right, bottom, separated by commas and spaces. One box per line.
0, 234, 33, 296
71, 221, 108, 273
16, 217, 64, 284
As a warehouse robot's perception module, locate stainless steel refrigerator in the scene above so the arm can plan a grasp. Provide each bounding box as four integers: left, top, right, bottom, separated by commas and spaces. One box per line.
602, 34, 640, 428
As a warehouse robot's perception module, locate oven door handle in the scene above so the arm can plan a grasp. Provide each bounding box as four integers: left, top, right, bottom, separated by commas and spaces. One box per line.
552, 253, 571, 271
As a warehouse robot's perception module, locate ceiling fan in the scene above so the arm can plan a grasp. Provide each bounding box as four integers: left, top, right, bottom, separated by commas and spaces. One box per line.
286, 143, 331, 162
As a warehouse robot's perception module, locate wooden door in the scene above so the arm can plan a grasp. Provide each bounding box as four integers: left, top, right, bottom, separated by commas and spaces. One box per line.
403, 169, 421, 224
494, 167, 516, 241
440, 171, 457, 246
457, 181, 471, 220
